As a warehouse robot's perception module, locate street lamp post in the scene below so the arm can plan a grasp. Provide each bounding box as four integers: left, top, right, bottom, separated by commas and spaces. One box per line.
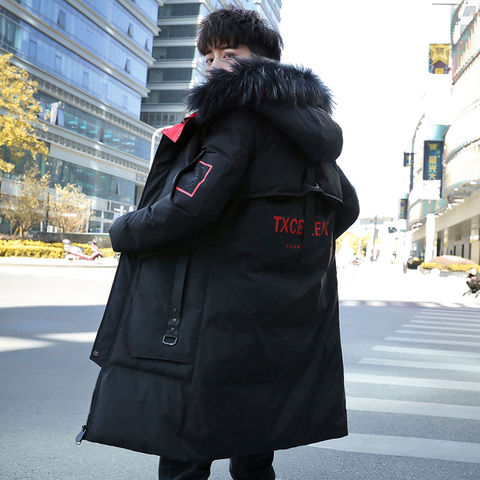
150, 127, 164, 169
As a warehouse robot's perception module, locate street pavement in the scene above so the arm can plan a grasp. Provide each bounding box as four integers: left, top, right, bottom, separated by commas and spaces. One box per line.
0, 260, 479, 479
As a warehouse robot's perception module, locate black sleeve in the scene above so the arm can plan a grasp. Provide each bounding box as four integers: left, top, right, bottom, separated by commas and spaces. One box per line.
334, 167, 360, 239
108, 109, 260, 253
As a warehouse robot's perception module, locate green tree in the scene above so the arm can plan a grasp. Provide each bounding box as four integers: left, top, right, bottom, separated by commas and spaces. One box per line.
0, 53, 49, 173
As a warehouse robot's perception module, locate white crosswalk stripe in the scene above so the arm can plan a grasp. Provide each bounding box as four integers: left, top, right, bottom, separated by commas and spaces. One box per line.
330, 306, 480, 465
0, 332, 97, 353
386, 336, 480, 347
358, 357, 480, 373
345, 373, 480, 392
372, 345, 480, 359
395, 329, 480, 339
0, 336, 54, 353
401, 323, 480, 333
312, 434, 480, 464
411, 319, 480, 328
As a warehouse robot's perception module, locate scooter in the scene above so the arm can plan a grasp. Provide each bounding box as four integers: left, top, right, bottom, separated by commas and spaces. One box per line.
463, 268, 480, 297
63, 239, 104, 262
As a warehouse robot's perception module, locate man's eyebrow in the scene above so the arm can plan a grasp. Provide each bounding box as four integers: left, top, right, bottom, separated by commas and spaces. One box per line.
206, 44, 235, 54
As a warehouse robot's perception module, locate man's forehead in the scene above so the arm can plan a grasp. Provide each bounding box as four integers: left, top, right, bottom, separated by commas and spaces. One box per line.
205, 43, 236, 54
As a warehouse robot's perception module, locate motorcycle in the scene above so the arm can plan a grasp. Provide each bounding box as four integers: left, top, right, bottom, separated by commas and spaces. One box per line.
63, 239, 104, 262
463, 268, 480, 297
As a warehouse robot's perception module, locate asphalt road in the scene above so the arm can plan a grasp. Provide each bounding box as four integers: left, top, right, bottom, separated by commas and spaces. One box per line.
0, 261, 479, 479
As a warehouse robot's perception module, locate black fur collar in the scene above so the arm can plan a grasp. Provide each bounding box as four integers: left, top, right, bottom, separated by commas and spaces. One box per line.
186, 57, 334, 122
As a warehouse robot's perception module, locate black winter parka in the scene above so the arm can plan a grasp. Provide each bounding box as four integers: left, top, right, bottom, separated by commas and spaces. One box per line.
78, 58, 360, 461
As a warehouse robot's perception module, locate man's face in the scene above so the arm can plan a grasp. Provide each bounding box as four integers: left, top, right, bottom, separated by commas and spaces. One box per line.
204, 44, 252, 72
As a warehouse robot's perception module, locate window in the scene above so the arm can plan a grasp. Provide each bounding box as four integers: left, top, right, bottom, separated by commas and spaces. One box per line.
127, 22, 133, 37
148, 68, 192, 82
144, 38, 150, 52
29, 39, 37, 59
158, 3, 200, 18
152, 46, 195, 61
140, 111, 183, 126
82, 71, 89, 88
124, 58, 131, 73
55, 54, 62, 72
158, 25, 197, 39
57, 10, 66, 29
122, 95, 128, 109
144, 90, 187, 104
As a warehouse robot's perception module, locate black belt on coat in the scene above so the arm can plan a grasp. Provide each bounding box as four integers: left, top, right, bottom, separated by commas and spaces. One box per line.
162, 254, 189, 346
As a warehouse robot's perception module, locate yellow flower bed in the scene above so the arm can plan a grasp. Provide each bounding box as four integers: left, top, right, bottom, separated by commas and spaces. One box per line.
420, 261, 480, 272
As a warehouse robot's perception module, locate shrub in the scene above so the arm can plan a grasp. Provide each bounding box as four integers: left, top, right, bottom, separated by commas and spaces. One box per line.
447, 263, 480, 272
420, 262, 444, 270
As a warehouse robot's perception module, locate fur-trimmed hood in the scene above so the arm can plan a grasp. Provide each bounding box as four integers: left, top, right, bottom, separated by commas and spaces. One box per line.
185, 58, 341, 166
186, 57, 334, 120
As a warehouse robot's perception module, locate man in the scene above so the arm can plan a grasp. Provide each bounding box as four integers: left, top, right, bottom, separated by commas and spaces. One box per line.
77, 7, 359, 480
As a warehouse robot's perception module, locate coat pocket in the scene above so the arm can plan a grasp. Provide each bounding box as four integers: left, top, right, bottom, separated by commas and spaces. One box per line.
123, 253, 199, 366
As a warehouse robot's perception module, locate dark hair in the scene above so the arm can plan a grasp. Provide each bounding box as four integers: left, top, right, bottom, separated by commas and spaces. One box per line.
197, 7, 283, 61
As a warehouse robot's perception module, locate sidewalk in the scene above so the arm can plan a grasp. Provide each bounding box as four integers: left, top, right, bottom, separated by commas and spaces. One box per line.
337, 262, 480, 306
0, 256, 118, 268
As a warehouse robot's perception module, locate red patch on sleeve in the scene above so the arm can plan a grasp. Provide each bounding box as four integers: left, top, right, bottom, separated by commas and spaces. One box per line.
175, 161, 213, 197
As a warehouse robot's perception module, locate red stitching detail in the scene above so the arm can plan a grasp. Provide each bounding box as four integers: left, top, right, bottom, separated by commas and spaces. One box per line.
175, 161, 213, 197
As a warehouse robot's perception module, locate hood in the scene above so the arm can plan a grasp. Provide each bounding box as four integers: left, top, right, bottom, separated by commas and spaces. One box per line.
186, 57, 340, 160
186, 56, 334, 118
186, 57, 343, 202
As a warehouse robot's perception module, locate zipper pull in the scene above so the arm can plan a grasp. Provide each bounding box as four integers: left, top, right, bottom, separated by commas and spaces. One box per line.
75, 425, 87, 445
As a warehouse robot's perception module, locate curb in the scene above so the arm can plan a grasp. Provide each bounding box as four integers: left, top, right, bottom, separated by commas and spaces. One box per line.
0, 258, 118, 268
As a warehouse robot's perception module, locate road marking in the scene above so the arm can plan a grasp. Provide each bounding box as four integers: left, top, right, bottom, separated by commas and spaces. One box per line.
416, 312, 480, 320
0, 336, 53, 353
395, 329, 480, 339
411, 319, 480, 328
415, 315, 480, 323
310, 433, 480, 464
402, 323, 480, 333
37, 332, 96, 343
366, 301, 387, 307
340, 300, 360, 307
373, 345, 480, 359
386, 336, 480, 347
437, 302, 464, 308
359, 357, 480, 373
347, 397, 480, 420
345, 373, 480, 392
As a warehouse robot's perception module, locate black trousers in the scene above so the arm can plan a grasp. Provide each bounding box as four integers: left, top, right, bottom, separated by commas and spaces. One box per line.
158, 451, 275, 480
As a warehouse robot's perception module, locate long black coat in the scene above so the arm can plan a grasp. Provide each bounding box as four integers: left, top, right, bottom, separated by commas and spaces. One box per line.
78, 58, 359, 462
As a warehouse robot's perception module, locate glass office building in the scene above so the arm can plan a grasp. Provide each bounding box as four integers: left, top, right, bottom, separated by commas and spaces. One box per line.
0, 0, 161, 234
141, 0, 282, 128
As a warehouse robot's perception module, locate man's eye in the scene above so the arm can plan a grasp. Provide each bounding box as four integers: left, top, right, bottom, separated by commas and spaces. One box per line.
205, 58, 213, 65
224, 53, 235, 59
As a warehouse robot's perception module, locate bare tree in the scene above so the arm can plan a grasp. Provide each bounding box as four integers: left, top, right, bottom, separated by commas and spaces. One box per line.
1, 164, 50, 237
50, 183, 92, 233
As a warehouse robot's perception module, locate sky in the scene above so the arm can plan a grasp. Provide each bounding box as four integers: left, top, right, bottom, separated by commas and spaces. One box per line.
279, 0, 453, 219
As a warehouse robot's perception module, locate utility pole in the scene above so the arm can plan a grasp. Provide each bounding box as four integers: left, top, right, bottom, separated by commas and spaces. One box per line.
44, 192, 50, 232
370, 215, 379, 262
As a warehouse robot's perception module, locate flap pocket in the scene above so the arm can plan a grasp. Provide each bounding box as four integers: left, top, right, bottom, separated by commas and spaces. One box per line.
125, 253, 198, 364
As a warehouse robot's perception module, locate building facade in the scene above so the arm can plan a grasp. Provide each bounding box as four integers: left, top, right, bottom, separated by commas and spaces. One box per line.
406, 1, 480, 263
0, 0, 161, 234
141, 0, 282, 129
